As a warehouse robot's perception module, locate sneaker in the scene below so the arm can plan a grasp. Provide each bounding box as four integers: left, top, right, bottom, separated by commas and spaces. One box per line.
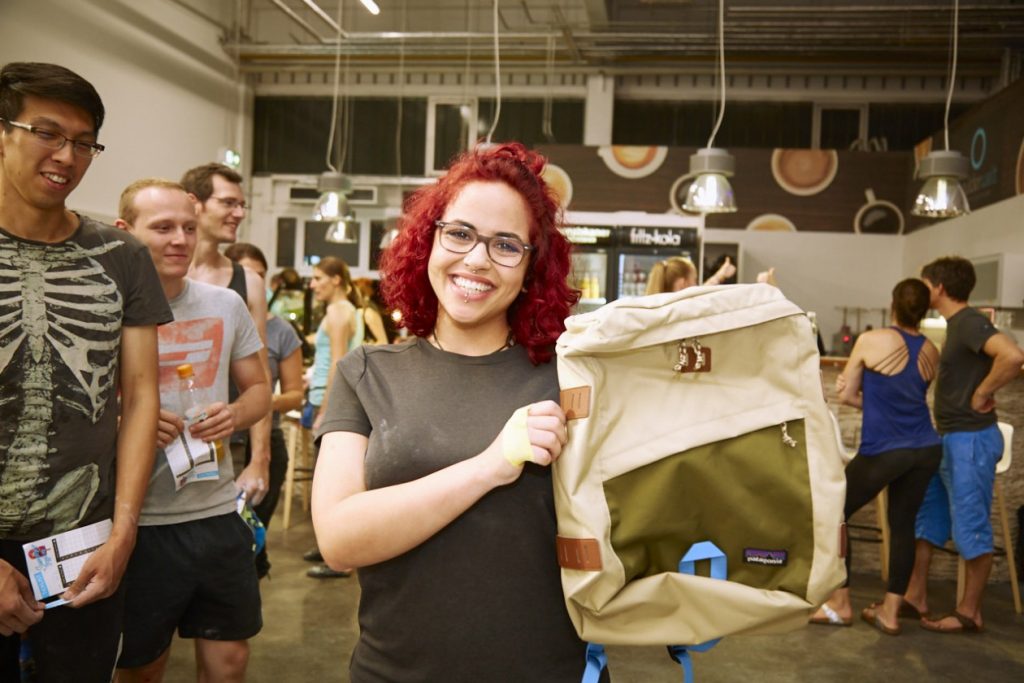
306, 564, 351, 579
302, 548, 323, 563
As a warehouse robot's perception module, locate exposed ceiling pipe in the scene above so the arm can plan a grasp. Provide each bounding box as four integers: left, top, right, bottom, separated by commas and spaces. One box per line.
302, 0, 349, 36
269, 0, 328, 42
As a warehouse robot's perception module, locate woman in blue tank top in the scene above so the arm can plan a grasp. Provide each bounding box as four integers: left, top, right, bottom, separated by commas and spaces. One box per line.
308, 257, 364, 427
811, 278, 942, 635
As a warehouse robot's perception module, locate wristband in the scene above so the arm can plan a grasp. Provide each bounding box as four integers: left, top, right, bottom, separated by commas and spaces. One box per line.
502, 405, 535, 466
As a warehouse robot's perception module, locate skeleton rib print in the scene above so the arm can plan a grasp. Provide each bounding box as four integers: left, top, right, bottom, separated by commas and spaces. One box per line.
0, 235, 123, 537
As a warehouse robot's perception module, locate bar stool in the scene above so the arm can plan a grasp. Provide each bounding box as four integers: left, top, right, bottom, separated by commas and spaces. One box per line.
830, 410, 891, 582
955, 421, 1021, 614
282, 409, 315, 529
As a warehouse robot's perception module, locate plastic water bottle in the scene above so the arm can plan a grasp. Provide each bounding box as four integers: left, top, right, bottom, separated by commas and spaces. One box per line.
176, 363, 223, 460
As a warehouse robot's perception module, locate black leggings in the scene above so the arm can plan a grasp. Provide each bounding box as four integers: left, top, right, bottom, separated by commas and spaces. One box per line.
843, 444, 942, 594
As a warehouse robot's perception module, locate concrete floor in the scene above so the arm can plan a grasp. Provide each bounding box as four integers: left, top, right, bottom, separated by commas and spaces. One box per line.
162, 504, 1024, 683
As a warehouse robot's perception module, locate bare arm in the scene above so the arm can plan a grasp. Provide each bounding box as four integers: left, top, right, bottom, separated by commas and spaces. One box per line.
314, 302, 354, 429
364, 306, 389, 345
242, 269, 273, 502
273, 346, 305, 414
971, 332, 1024, 413
704, 256, 736, 285
311, 401, 567, 569
836, 334, 868, 409
227, 352, 274, 500
64, 325, 161, 607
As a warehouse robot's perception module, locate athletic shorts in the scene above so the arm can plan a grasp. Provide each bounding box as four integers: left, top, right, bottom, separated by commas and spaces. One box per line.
914, 424, 1003, 560
0, 538, 124, 683
117, 513, 262, 669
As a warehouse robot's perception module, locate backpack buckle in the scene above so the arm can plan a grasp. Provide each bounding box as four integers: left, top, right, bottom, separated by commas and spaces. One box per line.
673, 339, 712, 374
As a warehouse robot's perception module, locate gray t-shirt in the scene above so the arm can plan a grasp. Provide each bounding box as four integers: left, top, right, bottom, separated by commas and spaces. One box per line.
266, 315, 302, 429
934, 306, 998, 433
141, 279, 263, 525
0, 216, 171, 541
318, 338, 588, 683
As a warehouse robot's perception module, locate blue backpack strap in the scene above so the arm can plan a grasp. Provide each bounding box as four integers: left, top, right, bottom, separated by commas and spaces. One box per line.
581, 642, 607, 683
668, 541, 728, 683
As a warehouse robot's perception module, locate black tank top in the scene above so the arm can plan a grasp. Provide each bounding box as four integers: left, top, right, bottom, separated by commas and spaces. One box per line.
227, 262, 248, 304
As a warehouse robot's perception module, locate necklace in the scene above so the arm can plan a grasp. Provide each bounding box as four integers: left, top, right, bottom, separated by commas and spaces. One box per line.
432, 330, 515, 354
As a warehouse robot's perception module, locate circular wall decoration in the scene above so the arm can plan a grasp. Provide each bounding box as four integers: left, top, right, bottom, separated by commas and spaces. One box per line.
771, 149, 839, 196
746, 213, 797, 232
597, 145, 669, 179
541, 163, 573, 209
853, 189, 905, 235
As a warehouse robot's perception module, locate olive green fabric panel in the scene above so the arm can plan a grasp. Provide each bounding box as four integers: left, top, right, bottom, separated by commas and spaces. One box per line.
605, 420, 813, 597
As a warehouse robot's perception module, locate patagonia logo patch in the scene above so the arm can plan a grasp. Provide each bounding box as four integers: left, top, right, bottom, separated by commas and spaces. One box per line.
743, 548, 788, 567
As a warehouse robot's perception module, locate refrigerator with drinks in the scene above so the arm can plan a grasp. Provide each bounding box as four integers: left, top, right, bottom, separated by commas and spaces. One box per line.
562, 212, 703, 309
562, 224, 615, 313
615, 224, 699, 300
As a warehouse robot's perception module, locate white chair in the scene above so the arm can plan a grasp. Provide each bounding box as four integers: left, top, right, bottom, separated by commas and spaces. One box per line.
281, 409, 315, 530
830, 409, 891, 582
955, 421, 1021, 615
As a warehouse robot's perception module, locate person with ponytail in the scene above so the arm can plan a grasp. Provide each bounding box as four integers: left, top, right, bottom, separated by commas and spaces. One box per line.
645, 255, 737, 295
310, 142, 599, 681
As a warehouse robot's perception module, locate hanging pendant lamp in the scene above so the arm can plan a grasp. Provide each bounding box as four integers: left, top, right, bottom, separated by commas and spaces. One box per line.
318, 1, 357, 243
681, 0, 737, 214
911, 0, 970, 219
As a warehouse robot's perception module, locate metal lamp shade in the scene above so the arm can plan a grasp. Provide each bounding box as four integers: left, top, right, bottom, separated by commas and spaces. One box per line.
911, 150, 971, 219
325, 219, 360, 244
681, 148, 737, 214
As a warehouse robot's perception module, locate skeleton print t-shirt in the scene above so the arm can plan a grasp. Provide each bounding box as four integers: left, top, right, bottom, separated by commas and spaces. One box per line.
0, 215, 171, 541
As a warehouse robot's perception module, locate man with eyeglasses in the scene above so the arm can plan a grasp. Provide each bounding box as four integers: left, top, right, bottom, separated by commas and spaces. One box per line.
0, 62, 171, 681
180, 164, 273, 511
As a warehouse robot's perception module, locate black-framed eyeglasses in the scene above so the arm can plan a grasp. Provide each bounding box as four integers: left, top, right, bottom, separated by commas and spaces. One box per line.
435, 221, 533, 268
0, 118, 104, 158
209, 196, 248, 212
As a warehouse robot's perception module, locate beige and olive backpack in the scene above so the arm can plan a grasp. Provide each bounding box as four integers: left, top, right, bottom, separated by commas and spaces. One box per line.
554, 284, 847, 681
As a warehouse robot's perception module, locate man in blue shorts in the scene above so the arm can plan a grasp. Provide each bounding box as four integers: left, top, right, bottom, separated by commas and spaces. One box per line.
904, 256, 1024, 634
114, 179, 271, 681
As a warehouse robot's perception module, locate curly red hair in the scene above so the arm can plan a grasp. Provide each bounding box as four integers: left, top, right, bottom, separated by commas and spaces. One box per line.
380, 142, 579, 365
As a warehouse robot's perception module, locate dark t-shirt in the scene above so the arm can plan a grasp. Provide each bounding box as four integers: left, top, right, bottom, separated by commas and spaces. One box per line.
318, 338, 589, 683
934, 307, 998, 434
0, 216, 171, 541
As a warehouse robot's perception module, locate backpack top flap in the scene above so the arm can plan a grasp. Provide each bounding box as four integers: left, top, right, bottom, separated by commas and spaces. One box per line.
557, 283, 802, 357
553, 285, 847, 646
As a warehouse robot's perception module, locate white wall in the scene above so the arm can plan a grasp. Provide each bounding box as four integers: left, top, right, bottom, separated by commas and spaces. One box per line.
704, 229, 905, 349
707, 193, 1024, 347
1, 0, 248, 223
902, 195, 1024, 276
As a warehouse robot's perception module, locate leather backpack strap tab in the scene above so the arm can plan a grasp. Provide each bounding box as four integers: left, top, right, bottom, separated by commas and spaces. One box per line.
560, 386, 591, 420
557, 536, 603, 570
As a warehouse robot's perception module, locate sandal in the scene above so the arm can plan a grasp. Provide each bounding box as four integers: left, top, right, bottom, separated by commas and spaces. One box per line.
809, 603, 852, 627
861, 606, 902, 635
897, 602, 930, 620
920, 611, 984, 634
868, 600, 929, 620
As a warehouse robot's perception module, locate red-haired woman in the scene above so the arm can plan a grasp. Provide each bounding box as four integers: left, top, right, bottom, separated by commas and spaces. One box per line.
311, 143, 593, 681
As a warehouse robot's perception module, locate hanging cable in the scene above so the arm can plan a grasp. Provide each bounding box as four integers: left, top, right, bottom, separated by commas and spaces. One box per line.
396, 0, 406, 182
942, 0, 959, 151
324, 0, 343, 173
542, 35, 556, 143
485, 0, 502, 144
706, 0, 726, 149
